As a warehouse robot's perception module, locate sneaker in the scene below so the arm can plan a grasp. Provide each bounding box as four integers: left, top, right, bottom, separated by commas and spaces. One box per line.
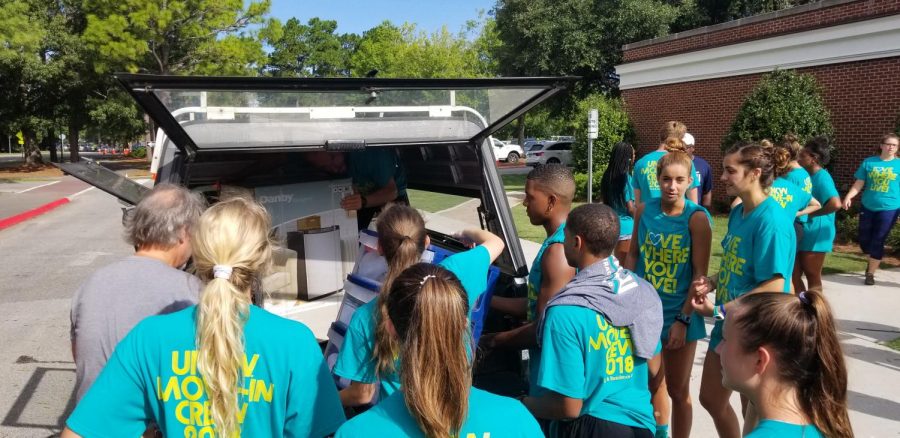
865, 273, 875, 285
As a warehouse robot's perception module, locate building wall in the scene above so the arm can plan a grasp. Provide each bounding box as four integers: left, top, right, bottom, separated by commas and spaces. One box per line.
621, 56, 900, 206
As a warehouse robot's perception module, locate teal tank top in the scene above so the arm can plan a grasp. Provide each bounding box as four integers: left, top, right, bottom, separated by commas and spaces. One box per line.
635, 199, 711, 315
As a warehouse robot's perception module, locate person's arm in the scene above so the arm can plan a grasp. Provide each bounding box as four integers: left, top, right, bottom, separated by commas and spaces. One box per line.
623, 203, 645, 271
341, 178, 399, 211
634, 188, 642, 206
522, 391, 583, 420
456, 228, 505, 262
536, 244, 577, 318
668, 212, 711, 350
491, 244, 575, 349
701, 192, 712, 209
842, 179, 865, 210
339, 381, 376, 407
489, 296, 527, 319
487, 321, 537, 349
60, 428, 81, 438
687, 187, 698, 203
690, 274, 717, 317
626, 200, 636, 217
808, 196, 841, 219
796, 197, 821, 217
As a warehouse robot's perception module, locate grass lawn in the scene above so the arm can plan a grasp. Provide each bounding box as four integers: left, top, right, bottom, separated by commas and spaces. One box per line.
501, 174, 527, 192
407, 189, 471, 213
511, 209, 866, 275
887, 337, 900, 352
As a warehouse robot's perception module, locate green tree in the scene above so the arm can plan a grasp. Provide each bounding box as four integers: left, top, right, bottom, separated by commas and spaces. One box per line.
725, 69, 833, 149
494, 0, 688, 96
265, 17, 357, 77
570, 93, 634, 174
81, 0, 272, 75
349, 20, 496, 79
692, 0, 813, 26
0, 0, 67, 165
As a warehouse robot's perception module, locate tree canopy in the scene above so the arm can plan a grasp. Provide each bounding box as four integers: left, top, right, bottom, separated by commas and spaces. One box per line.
0, 0, 812, 164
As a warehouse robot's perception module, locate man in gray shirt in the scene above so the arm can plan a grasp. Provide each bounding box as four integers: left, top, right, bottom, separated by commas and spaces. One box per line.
70, 183, 206, 401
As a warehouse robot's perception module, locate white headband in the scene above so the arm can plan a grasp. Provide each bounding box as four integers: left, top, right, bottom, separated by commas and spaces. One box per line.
213, 265, 233, 280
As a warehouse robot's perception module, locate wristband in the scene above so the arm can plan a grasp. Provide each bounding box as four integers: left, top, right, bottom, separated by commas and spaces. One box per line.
674, 313, 691, 326
713, 304, 727, 321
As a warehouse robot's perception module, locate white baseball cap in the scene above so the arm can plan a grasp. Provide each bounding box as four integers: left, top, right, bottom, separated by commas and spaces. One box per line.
682, 132, 695, 146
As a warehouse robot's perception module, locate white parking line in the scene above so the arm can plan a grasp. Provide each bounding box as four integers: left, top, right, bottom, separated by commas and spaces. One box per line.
15, 180, 60, 194
67, 187, 95, 199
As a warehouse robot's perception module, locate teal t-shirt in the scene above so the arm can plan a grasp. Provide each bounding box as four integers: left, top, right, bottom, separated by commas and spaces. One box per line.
349, 149, 408, 198
335, 388, 543, 438
66, 306, 346, 438
613, 174, 635, 238
635, 199, 710, 343
745, 419, 824, 438
784, 167, 813, 223
712, 197, 795, 349
537, 305, 655, 433
527, 223, 566, 395
800, 169, 840, 253
769, 177, 813, 223
632, 150, 700, 201
854, 156, 900, 211
333, 246, 490, 399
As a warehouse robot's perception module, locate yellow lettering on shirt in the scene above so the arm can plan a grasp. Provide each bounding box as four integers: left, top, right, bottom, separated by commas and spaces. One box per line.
718, 235, 746, 302
769, 186, 794, 209
640, 232, 688, 294
869, 167, 897, 193
155, 351, 275, 433
589, 315, 635, 381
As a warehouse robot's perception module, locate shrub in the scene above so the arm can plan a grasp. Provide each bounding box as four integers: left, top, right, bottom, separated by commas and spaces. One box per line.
887, 224, 900, 255
724, 69, 833, 150
130, 147, 147, 159
570, 93, 634, 174
834, 208, 859, 244
573, 164, 607, 203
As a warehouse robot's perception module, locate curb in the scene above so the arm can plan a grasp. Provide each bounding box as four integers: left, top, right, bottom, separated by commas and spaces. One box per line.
0, 198, 71, 230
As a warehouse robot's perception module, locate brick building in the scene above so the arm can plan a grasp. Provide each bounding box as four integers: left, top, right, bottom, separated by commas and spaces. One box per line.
616, 0, 900, 207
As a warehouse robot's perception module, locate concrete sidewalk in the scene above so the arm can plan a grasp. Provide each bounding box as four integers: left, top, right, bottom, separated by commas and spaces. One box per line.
683, 267, 900, 437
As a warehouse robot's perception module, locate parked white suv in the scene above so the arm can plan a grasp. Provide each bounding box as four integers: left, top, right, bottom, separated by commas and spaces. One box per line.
490, 137, 525, 164
525, 140, 573, 166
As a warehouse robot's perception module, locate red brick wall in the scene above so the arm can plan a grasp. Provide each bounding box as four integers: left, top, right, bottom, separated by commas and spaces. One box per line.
624, 0, 900, 63
621, 57, 900, 206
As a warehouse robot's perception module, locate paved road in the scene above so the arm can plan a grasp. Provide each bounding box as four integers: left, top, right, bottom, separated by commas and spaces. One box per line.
0, 181, 898, 437
0, 187, 131, 437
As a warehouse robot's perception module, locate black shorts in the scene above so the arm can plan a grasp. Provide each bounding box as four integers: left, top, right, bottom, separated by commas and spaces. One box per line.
553, 415, 654, 438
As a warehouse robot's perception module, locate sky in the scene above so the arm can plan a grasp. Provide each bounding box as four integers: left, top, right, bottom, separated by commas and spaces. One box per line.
268, 0, 496, 36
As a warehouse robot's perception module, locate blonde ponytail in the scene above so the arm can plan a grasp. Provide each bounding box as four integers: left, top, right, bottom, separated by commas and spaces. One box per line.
372, 204, 427, 378
191, 198, 273, 436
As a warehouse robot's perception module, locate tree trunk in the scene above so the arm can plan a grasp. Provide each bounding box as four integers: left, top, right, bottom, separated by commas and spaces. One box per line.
516, 115, 526, 147
24, 136, 43, 166
44, 131, 58, 163
68, 122, 80, 162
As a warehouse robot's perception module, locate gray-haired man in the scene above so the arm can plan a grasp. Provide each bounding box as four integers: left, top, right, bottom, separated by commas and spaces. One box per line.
70, 183, 206, 401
